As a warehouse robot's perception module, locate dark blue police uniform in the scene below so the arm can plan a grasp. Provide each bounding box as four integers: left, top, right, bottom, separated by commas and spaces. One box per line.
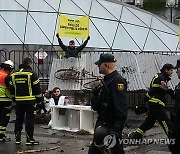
89, 70, 127, 154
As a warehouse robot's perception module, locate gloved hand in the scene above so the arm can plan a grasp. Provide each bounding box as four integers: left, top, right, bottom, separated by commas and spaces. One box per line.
56, 33, 59, 38
87, 36, 90, 40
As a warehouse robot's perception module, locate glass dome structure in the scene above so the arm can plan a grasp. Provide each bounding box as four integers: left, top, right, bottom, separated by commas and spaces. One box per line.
0, 0, 179, 51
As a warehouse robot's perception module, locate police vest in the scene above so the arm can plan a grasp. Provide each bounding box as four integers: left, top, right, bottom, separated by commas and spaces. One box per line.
0, 69, 11, 101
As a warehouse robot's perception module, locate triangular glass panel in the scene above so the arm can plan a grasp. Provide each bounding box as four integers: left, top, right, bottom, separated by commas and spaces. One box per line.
0, 0, 25, 10
151, 16, 177, 35
0, 16, 22, 44
121, 23, 149, 51
90, 0, 118, 20
29, 12, 57, 44
25, 14, 51, 45
90, 18, 119, 48
143, 30, 170, 51
113, 23, 140, 51
0, 12, 26, 43
29, 0, 56, 12
121, 6, 147, 27
59, 0, 86, 16
87, 18, 110, 49
16, 0, 29, 10
68, 0, 92, 15
42, 0, 61, 12
97, 0, 123, 20
124, 6, 152, 28
152, 29, 178, 51
155, 16, 178, 34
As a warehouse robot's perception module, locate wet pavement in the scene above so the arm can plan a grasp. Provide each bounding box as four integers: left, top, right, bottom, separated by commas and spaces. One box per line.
0, 110, 172, 154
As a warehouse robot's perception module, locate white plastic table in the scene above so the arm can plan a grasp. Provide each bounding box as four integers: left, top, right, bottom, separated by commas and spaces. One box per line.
51, 105, 97, 132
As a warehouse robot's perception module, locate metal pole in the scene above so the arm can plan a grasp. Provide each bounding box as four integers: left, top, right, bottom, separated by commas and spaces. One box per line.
171, 7, 173, 23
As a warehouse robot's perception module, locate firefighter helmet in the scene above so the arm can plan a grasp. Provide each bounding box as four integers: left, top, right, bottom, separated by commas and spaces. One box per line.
0, 60, 14, 71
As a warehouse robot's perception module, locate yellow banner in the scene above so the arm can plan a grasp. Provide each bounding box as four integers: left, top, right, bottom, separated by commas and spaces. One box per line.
58, 14, 89, 39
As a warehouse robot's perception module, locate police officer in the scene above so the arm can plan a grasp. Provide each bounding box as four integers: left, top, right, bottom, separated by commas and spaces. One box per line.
169, 59, 180, 154
9, 58, 41, 145
129, 63, 174, 139
0, 60, 14, 142
88, 53, 127, 154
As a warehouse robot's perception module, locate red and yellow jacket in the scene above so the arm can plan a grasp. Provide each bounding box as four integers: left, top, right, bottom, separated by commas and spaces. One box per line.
0, 69, 11, 101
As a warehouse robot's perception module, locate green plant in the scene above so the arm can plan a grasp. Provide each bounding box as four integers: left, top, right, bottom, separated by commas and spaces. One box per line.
143, 0, 166, 11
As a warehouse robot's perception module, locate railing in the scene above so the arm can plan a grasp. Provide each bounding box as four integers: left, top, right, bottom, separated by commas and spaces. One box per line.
4, 50, 177, 108
8, 50, 61, 91
0, 50, 7, 63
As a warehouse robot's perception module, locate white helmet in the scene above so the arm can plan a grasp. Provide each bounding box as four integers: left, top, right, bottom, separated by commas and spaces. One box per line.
3, 60, 14, 69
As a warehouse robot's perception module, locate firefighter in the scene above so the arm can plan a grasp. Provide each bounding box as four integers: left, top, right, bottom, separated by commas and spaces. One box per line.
169, 59, 180, 154
0, 60, 14, 142
128, 63, 174, 140
9, 58, 42, 145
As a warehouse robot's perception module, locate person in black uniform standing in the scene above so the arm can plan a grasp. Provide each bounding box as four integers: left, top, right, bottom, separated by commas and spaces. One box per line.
169, 59, 180, 154
9, 58, 42, 145
88, 53, 127, 154
129, 63, 174, 139
0, 60, 14, 142
56, 33, 90, 58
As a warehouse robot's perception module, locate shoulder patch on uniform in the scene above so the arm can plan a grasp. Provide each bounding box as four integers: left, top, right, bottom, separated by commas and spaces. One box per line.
176, 85, 180, 89
118, 83, 124, 91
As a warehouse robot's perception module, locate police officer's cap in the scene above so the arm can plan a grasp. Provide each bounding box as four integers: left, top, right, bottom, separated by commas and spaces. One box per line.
95, 53, 117, 65
23, 57, 32, 65
174, 59, 180, 69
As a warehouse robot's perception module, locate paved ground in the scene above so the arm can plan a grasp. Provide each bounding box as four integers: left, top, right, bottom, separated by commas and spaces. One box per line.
0, 110, 172, 154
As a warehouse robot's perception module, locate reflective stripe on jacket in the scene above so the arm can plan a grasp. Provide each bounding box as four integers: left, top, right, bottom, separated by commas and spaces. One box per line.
146, 73, 170, 106
10, 68, 41, 102
0, 70, 11, 101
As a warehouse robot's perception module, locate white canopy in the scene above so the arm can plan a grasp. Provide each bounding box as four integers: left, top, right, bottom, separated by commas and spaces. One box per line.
0, 0, 179, 51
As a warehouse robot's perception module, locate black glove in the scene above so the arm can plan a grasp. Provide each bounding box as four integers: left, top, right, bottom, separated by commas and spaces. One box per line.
56, 33, 59, 38
87, 36, 90, 40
